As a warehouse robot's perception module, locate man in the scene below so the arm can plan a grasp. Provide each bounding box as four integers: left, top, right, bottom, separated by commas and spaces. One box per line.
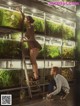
47, 67, 70, 100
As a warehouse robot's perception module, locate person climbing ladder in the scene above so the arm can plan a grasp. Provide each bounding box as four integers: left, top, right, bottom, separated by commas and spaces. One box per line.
17, 8, 42, 81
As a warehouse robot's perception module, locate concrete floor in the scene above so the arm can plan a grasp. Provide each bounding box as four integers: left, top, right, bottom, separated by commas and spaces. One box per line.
13, 83, 79, 106
24, 93, 74, 106
14, 89, 74, 106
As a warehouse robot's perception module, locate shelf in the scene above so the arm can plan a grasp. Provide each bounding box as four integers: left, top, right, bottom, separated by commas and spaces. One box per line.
0, 26, 21, 34
0, 58, 76, 61
0, 82, 49, 92
0, 59, 75, 69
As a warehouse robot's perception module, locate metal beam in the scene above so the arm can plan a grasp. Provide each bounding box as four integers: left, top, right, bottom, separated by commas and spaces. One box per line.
12, 0, 76, 22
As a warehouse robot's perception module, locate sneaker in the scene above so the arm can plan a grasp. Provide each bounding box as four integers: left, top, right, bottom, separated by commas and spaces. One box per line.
60, 94, 68, 100
46, 94, 54, 101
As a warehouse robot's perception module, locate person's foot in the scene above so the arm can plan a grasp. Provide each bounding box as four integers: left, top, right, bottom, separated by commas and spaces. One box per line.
60, 94, 68, 100
46, 94, 54, 101
60, 96, 64, 100
32, 76, 40, 81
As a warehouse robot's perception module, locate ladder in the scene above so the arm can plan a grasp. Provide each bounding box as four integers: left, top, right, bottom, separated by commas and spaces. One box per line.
22, 52, 41, 98
20, 9, 41, 98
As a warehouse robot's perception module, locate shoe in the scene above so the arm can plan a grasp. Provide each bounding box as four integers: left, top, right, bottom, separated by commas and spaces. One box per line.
62, 94, 68, 100
60, 94, 68, 100
32, 76, 40, 81
46, 94, 54, 101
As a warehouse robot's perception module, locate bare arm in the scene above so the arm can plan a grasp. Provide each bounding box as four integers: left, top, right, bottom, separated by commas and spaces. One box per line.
49, 78, 62, 96
19, 9, 25, 20
16, 7, 25, 20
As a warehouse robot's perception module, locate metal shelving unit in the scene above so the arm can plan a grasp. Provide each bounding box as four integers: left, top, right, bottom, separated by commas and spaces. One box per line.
0, 0, 77, 100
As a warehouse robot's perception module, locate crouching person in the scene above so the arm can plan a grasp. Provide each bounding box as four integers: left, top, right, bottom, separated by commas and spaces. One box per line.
47, 67, 70, 100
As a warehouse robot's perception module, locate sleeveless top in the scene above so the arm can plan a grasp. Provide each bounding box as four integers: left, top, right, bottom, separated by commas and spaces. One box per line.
25, 25, 42, 50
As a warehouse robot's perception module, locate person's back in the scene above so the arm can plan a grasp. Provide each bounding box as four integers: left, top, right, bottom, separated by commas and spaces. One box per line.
55, 74, 70, 91
46, 67, 70, 100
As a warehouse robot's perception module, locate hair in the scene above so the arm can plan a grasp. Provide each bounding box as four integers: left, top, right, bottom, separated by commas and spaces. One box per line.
52, 67, 59, 74
26, 16, 34, 23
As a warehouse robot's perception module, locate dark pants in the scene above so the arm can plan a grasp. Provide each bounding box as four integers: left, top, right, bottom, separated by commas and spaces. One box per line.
48, 79, 56, 93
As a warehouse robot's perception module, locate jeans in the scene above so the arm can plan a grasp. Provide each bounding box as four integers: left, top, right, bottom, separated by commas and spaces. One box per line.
48, 79, 56, 93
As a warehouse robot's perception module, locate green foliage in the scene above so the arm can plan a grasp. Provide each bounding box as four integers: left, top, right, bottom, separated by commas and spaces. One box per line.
39, 45, 75, 59
0, 39, 22, 59
46, 20, 74, 40
0, 9, 3, 25
0, 70, 21, 88
0, 39, 29, 59
46, 20, 62, 37
0, 40, 4, 56
0, 8, 74, 40
47, 45, 61, 58
63, 25, 74, 40
39, 45, 61, 59
39, 44, 48, 58
76, 31, 80, 60
22, 42, 28, 49
11, 32, 21, 40
33, 17, 44, 34
62, 47, 75, 59
0, 8, 22, 29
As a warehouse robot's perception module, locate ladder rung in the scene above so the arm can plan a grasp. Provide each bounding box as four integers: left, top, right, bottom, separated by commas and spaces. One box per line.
30, 85, 40, 87
29, 80, 40, 82
31, 88, 41, 93
26, 63, 32, 65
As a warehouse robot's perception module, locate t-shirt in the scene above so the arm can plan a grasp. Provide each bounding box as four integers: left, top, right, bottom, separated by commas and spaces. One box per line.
50, 74, 70, 95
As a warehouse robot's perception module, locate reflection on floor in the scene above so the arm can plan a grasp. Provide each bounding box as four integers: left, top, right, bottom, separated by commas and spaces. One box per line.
24, 92, 74, 106
13, 83, 77, 106
13, 86, 75, 106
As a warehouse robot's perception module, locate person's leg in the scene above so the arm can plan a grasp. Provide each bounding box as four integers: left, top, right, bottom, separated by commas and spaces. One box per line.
48, 79, 56, 93
30, 48, 39, 79
60, 88, 69, 100
48, 83, 54, 93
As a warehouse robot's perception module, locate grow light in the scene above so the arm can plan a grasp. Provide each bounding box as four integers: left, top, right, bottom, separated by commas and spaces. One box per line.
7, 1, 12, 5
32, 8, 37, 13
51, 15, 54, 19
76, 10, 80, 17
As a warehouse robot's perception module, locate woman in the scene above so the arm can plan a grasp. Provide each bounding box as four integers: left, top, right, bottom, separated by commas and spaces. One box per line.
19, 9, 42, 80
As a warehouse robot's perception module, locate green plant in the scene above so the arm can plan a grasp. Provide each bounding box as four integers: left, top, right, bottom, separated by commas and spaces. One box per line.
0, 70, 21, 88
22, 42, 28, 49
47, 45, 61, 58
11, 32, 21, 40
62, 47, 75, 59
39, 44, 61, 59
46, 20, 62, 37
0, 40, 4, 57
39, 44, 47, 58
0, 9, 3, 26
63, 25, 74, 40
1, 8, 21, 29
33, 17, 44, 34
0, 39, 22, 59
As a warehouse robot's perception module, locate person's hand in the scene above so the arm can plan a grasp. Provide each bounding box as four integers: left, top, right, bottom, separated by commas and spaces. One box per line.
46, 94, 52, 99
16, 7, 20, 11
46, 94, 54, 101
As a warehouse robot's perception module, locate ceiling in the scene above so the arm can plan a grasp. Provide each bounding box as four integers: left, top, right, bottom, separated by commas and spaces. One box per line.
0, 0, 79, 34
0, 0, 77, 22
